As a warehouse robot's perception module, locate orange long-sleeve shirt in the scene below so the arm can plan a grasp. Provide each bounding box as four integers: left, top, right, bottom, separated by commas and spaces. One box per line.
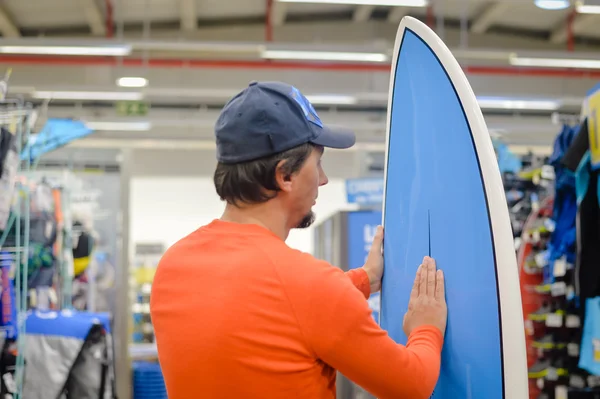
150, 219, 443, 399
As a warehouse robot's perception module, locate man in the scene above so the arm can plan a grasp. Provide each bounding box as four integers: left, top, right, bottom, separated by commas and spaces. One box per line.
150, 81, 447, 399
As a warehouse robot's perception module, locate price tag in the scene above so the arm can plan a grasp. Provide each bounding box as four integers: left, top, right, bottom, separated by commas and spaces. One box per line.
553, 257, 567, 277
588, 375, 600, 388
45, 221, 53, 239
589, 87, 600, 170
567, 285, 575, 301
570, 374, 586, 389
544, 218, 556, 233
536, 378, 545, 390
532, 230, 541, 243
514, 238, 522, 251
555, 386, 567, 399
535, 253, 548, 268
525, 320, 534, 336
566, 314, 581, 328
593, 339, 600, 362
541, 165, 555, 180
546, 367, 559, 381
568, 342, 580, 357
546, 313, 563, 328
551, 282, 567, 297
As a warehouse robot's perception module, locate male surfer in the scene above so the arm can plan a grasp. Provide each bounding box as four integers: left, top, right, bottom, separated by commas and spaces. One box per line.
150, 81, 448, 399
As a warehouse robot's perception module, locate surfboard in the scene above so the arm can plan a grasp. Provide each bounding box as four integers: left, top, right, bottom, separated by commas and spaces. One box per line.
380, 17, 528, 398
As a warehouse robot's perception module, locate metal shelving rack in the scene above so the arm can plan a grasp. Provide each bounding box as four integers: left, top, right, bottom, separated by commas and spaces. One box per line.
0, 76, 35, 398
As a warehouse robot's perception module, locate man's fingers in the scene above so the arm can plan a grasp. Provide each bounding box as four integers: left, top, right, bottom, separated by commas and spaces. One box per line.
418, 258, 428, 297
369, 226, 384, 255
435, 269, 445, 301
410, 264, 421, 300
426, 257, 436, 296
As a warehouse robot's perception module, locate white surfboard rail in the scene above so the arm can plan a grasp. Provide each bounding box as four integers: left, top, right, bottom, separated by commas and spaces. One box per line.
380, 16, 528, 398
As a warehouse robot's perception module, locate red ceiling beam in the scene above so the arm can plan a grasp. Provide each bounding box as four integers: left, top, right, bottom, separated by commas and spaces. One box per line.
0, 55, 599, 79
105, 0, 114, 38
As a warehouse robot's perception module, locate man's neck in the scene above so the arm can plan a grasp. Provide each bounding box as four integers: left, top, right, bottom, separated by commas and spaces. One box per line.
220, 202, 291, 241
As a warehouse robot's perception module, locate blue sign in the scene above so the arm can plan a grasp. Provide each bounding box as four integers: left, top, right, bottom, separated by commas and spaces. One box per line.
347, 210, 382, 322
345, 177, 384, 205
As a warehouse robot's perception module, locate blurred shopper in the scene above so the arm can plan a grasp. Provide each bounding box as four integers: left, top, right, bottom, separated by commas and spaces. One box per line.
150, 81, 447, 399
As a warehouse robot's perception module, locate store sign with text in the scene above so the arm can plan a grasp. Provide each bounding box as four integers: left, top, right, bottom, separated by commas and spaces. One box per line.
345, 177, 384, 205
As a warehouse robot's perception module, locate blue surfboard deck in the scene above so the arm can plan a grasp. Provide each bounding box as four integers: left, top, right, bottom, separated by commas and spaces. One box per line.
380, 17, 528, 398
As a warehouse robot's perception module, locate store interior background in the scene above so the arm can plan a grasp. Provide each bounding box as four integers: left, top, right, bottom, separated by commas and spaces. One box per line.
1, 0, 599, 398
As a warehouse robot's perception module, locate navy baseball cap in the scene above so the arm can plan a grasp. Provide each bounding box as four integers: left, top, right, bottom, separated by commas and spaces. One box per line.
214, 81, 356, 163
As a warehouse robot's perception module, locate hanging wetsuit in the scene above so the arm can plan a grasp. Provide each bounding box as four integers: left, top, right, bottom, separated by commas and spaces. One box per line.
563, 119, 600, 321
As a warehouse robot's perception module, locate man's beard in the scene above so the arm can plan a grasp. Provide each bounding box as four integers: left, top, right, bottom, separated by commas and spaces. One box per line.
295, 211, 315, 229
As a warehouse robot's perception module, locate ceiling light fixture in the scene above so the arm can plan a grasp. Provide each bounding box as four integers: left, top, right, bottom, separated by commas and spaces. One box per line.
261, 49, 388, 63
0, 45, 131, 56
117, 77, 148, 88
477, 97, 560, 111
575, 1, 600, 13
277, 0, 427, 5
534, 0, 571, 10
305, 95, 357, 105
33, 91, 144, 101
84, 121, 152, 131
510, 55, 600, 69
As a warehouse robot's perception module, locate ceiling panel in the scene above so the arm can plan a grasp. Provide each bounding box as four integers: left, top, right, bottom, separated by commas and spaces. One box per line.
115, 0, 180, 22
4, 0, 87, 28
437, 0, 491, 20
575, 14, 600, 38
196, 0, 266, 18
282, 2, 354, 14
495, 3, 569, 31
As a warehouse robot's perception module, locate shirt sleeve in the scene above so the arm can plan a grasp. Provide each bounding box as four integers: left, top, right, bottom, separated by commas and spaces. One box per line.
345, 268, 371, 299
294, 260, 443, 399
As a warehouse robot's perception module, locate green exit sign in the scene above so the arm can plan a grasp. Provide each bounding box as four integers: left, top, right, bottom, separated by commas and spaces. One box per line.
116, 101, 149, 116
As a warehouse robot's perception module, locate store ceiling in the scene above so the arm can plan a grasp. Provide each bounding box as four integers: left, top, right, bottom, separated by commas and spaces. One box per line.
0, 0, 598, 156
0, 0, 599, 42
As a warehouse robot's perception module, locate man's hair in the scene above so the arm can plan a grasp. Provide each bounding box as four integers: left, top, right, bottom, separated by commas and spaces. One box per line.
214, 143, 315, 206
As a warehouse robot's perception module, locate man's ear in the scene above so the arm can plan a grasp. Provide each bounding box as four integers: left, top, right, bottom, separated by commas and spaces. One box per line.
274, 160, 294, 193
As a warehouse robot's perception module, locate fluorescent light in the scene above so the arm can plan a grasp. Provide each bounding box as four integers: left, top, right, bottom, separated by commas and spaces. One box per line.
277, 0, 427, 6
534, 0, 570, 10
117, 77, 148, 88
306, 95, 357, 105
33, 91, 143, 101
510, 55, 600, 69
84, 121, 152, 131
576, 1, 600, 13
477, 97, 560, 111
262, 49, 388, 62
0, 45, 131, 56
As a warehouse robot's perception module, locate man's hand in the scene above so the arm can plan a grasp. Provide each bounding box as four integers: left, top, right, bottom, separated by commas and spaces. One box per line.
363, 225, 384, 294
402, 256, 447, 338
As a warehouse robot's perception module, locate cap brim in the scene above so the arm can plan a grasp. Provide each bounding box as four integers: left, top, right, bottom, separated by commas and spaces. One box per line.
310, 125, 356, 149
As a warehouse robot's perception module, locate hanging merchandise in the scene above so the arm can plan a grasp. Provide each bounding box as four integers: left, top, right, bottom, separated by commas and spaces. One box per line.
20, 119, 93, 163
520, 119, 600, 398
0, 127, 18, 231
494, 138, 523, 174
546, 123, 579, 284
580, 297, 600, 376
22, 310, 115, 399
72, 221, 94, 278
0, 252, 18, 340
0, 79, 118, 399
